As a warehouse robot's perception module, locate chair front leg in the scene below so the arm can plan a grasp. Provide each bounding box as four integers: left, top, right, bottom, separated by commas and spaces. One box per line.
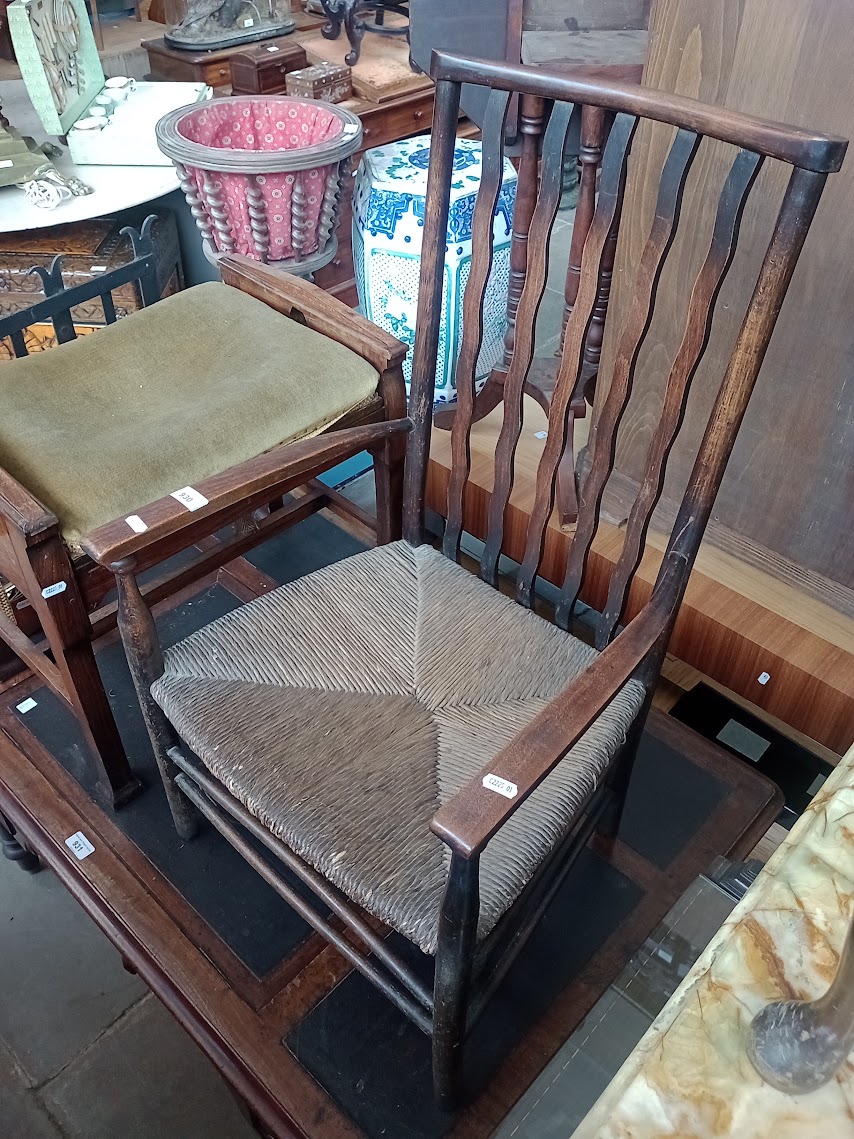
113, 561, 199, 840
432, 851, 480, 1111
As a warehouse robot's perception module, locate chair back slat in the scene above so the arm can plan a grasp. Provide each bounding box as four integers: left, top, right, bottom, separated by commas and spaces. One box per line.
478, 99, 574, 585
654, 165, 829, 605
547, 126, 701, 623
403, 78, 463, 544
443, 88, 512, 561
403, 53, 845, 637
512, 111, 638, 607
594, 148, 764, 647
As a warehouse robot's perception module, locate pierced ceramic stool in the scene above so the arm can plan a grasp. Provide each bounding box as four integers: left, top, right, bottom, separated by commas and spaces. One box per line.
156, 96, 361, 275
352, 137, 517, 402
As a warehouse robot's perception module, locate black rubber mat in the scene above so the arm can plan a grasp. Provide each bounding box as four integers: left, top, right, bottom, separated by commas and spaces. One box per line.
14, 516, 366, 977
286, 731, 727, 1138
670, 683, 831, 828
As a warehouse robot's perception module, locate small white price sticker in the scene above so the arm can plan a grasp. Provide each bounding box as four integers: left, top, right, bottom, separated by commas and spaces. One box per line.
41, 581, 67, 599
757, 671, 771, 685
265, 44, 279, 51
125, 515, 148, 533
483, 773, 518, 799
16, 698, 37, 714
170, 486, 209, 512
65, 831, 95, 860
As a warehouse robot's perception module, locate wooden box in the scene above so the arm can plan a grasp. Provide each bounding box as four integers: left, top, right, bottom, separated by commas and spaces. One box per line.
230, 38, 308, 94
8, 0, 209, 166
285, 63, 352, 103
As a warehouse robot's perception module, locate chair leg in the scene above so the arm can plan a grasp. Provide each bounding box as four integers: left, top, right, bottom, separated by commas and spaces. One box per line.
7, 527, 140, 807
59, 640, 143, 807
555, 410, 579, 528
114, 565, 199, 840
432, 852, 479, 1111
596, 697, 651, 850
371, 438, 405, 545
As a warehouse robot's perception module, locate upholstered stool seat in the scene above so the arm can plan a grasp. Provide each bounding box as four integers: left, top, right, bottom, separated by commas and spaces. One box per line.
151, 540, 645, 955
0, 281, 379, 549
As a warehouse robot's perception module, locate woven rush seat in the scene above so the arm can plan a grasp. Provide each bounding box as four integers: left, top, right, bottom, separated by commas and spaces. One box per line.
0, 281, 379, 549
152, 540, 645, 955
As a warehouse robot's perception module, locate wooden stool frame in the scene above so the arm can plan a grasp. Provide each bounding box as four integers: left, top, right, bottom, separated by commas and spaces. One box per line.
0, 220, 408, 808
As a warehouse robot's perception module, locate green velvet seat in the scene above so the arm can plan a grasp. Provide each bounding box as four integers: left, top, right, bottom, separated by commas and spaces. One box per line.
0, 282, 380, 549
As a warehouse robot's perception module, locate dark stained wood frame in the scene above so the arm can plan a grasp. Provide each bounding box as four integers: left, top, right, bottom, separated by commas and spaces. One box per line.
81, 52, 845, 1109
0, 228, 409, 809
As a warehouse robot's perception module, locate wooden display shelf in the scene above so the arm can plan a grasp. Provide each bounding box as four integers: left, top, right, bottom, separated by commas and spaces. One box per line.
427, 399, 854, 756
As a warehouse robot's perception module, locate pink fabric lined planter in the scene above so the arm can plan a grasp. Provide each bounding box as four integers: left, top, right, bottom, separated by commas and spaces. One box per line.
156, 96, 362, 271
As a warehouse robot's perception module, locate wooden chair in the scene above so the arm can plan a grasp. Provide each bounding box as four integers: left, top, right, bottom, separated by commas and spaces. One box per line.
81, 57, 845, 1106
0, 220, 408, 808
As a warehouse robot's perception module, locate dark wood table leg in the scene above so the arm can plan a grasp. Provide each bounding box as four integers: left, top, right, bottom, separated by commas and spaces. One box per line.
0, 809, 41, 873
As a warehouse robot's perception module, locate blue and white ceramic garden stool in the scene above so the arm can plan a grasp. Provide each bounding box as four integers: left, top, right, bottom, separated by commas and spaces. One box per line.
352, 136, 517, 404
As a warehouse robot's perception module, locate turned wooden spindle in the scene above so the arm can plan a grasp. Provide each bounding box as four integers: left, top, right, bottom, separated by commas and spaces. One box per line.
560, 104, 607, 353
748, 909, 854, 1093
503, 93, 545, 367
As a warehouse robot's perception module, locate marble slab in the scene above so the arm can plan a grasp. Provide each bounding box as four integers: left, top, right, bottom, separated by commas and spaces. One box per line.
574, 742, 854, 1139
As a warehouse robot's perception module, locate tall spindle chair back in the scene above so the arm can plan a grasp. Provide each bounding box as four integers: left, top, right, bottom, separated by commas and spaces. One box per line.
405, 52, 845, 666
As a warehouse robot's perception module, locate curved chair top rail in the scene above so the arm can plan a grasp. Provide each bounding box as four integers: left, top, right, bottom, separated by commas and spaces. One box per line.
430, 51, 847, 174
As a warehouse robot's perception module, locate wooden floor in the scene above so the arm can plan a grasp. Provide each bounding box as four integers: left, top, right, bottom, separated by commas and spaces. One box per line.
427, 398, 854, 756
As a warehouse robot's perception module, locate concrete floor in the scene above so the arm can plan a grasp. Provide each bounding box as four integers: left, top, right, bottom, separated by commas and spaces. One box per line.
0, 852, 258, 1139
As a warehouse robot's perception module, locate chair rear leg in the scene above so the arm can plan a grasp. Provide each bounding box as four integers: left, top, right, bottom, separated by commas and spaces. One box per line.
60, 639, 143, 808
371, 438, 405, 546
432, 852, 479, 1111
596, 695, 652, 849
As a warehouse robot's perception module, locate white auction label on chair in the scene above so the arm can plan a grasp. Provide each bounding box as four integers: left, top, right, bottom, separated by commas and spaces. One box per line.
65, 831, 95, 860
170, 487, 209, 512
41, 582, 67, 599
482, 773, 518, 799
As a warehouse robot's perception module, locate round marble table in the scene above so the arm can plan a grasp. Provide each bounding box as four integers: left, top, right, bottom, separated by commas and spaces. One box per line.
0, 79, 219, 283
0, 80, 181, 233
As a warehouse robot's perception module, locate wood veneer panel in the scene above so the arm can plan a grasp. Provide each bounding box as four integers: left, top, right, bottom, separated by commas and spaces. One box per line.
595, 0, 854, 590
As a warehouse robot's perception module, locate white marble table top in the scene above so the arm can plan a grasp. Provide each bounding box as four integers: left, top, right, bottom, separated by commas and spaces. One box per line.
0, 79, 179, 232
574, 741, 854, 1139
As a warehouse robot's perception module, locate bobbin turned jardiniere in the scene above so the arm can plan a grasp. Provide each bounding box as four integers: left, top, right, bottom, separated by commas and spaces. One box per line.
156, 96, 362, 274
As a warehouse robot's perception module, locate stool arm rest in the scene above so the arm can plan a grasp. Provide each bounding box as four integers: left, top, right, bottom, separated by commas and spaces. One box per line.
0, 468, 59, 542
80, 417, 411, 571
218, 255, 409, 374
430, 595, 669, 859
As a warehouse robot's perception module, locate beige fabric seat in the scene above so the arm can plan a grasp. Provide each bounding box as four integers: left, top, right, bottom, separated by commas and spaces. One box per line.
152, 541, 645, 956
0, 282, 379, 548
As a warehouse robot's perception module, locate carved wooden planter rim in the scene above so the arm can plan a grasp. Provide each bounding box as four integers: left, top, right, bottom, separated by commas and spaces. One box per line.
155, 96, 363, 174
